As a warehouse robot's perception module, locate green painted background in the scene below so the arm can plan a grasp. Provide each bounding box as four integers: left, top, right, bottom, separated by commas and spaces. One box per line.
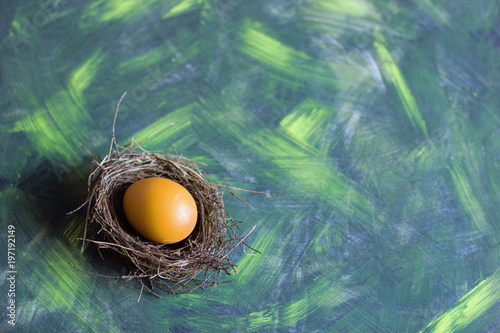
1, 0, 500, 331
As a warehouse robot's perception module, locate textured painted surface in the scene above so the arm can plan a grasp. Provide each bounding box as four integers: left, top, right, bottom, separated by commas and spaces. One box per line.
1, 0, 500, 332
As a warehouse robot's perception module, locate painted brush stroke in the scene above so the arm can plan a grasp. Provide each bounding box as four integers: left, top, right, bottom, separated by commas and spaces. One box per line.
1, 0, 500, 332
373, 30, 428, 137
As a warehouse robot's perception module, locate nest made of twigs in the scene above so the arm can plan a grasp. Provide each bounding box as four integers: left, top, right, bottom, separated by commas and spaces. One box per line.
72, 93, 265, 297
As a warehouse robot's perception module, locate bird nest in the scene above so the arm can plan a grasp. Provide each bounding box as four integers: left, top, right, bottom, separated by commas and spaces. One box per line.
71, 93, 267, 297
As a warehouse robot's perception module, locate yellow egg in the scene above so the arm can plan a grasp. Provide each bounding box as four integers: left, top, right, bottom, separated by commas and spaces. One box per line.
122, 177, 198, 244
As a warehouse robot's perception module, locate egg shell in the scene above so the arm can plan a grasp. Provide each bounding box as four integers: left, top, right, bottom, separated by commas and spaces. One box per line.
122, 177, 198, 244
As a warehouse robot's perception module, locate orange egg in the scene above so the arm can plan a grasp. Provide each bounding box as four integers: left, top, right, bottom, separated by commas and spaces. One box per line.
122, 177, 198, 244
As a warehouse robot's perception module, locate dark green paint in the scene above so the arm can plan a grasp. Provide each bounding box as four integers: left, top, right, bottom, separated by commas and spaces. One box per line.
1, 0, 500, 332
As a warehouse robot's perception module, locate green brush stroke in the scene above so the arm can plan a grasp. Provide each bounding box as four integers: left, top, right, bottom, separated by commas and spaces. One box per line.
162, 0, 202, 19
11, 107, 79, 160
62, 216, 89, 250
447, 157, 489, 233
278, 98, 362, 154
69, 50, 105, 103
422, 268, 500, 332
315, 0, 379, 18
198, 96, 377, 238
244, 308, 278, 331
236, 20, 332, 86
373, 30, 428, 137
117, 36, 200, 73
235, 213, 299, 290
280, 267, 363, 327
279, 98, 338, 150
3, 0, 500, 331
125, 103, 197, 150
413, 0, 449, 26
11, 51, 104, 161
0, 187, 119, 332
25, 243, 120, 332
238, 20, 309, 71
83, 0, 160, 22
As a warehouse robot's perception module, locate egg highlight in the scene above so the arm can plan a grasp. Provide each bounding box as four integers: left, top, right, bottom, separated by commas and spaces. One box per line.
123, 177, 198, 244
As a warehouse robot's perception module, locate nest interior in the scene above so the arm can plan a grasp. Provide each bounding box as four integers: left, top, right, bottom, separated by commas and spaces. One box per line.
80, 140, 256, 295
